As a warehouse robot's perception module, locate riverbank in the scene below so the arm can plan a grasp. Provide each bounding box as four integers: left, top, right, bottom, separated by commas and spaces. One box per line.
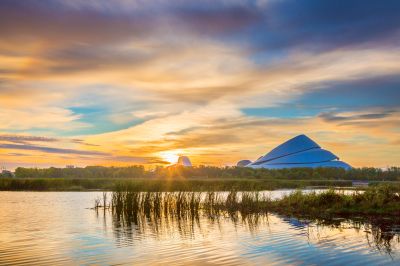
270, 186, 400, 217
0, 178, 356, 191
1, 178, 400, 191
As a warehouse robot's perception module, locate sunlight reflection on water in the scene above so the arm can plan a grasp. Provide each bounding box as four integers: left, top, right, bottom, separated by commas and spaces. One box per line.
0, 191, 398, 265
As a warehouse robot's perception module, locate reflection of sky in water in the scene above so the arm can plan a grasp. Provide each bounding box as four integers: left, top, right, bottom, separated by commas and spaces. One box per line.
0, 191, 399, 265
240, 217, 386, 265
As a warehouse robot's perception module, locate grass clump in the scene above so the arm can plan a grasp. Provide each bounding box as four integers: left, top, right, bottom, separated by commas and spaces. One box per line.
0, 177, 355, 191
96, 184, 400, 219
272, 185, 400, 216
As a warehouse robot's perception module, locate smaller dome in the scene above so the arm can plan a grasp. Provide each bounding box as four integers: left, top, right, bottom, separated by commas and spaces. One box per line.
237, 160, 252, 167
177, 156, 192, 167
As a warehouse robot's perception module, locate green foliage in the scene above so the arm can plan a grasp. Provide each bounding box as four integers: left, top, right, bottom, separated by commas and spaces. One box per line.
274, 185, 400, 216
11, 165, 400, 181
3, 165, 400, 191
97, 184, 400, 219
0, 178, 355, 191
14, 165, 145, 179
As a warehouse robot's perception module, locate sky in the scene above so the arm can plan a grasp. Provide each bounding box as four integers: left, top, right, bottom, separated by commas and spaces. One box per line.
0, 0, 399, 169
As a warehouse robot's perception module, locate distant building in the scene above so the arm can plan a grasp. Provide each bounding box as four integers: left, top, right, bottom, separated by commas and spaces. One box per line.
1, 170, 14, 178
245, 134, 351, 170
236, 160, 252, 167
177, 156, 192, 167
352, 180, 369, 187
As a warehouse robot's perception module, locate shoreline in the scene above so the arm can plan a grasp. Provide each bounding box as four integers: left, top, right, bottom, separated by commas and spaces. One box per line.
1, 177, 399, 192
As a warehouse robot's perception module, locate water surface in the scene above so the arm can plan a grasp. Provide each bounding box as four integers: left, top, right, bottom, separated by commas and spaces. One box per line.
0, 191, 399, 265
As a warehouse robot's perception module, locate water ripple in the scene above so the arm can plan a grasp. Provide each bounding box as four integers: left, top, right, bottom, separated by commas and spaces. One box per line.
0, 191, 399, 265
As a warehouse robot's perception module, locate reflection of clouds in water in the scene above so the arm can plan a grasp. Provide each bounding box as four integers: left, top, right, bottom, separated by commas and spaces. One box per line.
1, 191, 399, 265
99, 204, 400, 265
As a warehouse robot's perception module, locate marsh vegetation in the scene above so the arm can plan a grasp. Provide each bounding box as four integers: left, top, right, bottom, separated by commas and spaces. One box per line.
1, 190, 399, 264
11, 165, 400, 181
0, 177, 357, 191
94, 184, 400, 220
92, 185, 400, 256
3, 166, 399, 191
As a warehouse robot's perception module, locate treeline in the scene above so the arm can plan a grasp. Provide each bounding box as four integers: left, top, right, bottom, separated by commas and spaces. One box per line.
153, 166, 400, 181
12, 165, 400, 181
14, 166, 145, 179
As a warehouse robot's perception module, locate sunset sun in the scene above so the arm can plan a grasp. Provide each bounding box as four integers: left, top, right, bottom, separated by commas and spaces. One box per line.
160, 151, 179, 165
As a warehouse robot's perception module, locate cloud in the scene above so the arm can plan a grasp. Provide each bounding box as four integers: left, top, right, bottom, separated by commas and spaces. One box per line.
7, 153, 32, 157
71, 139, 100, 146
171, 4, 262, 35
0, 143, 109, 156
1, 0, 400, 168
0, 134, 102, 151
168, 133, 241, 149
0, 107, 88, 131
285, 74, 400, 111
0, 0, 155, 48
319, 110, 395, 123
1, 0, 399, 60
108, 155, 169, 165
252, 0, 400, 52
0, 135, 58, 143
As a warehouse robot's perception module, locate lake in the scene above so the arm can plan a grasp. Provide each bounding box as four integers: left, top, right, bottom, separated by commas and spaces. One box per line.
0, 191, 399, 265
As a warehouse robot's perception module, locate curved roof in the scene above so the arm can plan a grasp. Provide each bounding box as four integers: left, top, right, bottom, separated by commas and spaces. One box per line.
177, 156, 192, 167
237, 160, 252, 167
250, 160, 351, 170
247, 134, 351, 170
252, 149, 338, 165
254, 134, 320, 164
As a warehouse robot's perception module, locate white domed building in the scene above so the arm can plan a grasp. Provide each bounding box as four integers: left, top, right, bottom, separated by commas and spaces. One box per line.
177, 156, 192, 167
246, 134, 351, 170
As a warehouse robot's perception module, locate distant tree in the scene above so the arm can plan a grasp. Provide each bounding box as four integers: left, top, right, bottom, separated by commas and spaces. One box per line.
12, 165, 400, 181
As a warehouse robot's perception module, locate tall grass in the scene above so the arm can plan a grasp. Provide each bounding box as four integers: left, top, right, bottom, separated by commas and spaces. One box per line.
95, 185, 400, 220
0, 177, 356, 191
108, 191, 203, 221
269, 185, 400, 216
93, 185, 400, 254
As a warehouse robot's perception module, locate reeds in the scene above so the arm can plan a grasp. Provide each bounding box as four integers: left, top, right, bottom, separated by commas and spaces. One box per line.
92, 186, 400, 256
274, 186, 400, 216
95, 190, 269, 220
0, 177, 358, 191
106, 191, 202, 221
94, 184, 400, 219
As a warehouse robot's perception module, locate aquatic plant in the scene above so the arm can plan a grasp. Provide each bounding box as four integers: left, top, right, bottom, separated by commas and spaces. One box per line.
94, 188, 400, 256
95, 184, 400, 220
0, 177, 357, 191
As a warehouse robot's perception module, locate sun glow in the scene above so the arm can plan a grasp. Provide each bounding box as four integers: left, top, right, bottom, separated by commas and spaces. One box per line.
160, 151, 180, 164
